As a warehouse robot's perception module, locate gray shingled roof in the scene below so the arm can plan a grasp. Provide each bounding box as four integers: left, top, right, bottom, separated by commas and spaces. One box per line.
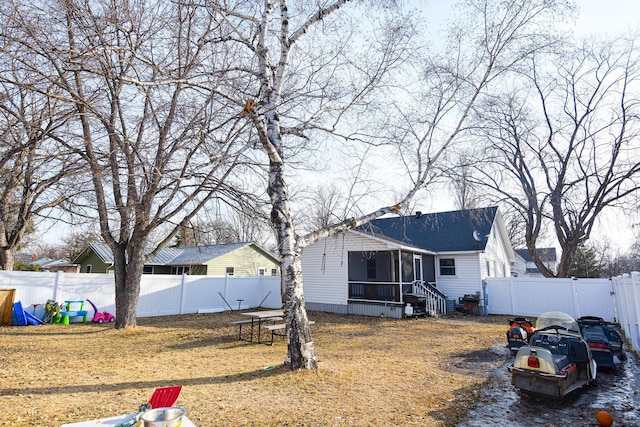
167, 243, 251, 265
82, 242, 269, 266
90, 243, 115, 262
515, 248, 557, 262
146, 248, 184, 265
357, 206, 498, 252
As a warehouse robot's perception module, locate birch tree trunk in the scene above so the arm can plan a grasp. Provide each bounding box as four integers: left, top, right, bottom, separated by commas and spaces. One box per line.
267, 159, 316, 368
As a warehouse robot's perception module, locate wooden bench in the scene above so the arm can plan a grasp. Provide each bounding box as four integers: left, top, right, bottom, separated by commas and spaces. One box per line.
231, 317, 283, 341
263, 321, 315, 345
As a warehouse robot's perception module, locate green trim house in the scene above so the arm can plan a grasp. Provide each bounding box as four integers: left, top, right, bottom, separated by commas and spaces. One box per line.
73, 242, 281, 276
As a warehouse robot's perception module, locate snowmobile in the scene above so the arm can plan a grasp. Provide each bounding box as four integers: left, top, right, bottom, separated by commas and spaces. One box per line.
508, 311, 597, 398
577, 316, 626, 368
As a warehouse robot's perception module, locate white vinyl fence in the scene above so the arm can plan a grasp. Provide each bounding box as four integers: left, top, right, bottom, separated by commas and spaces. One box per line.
0, 271, 282, 320
484, 276, 616, 322
612, 272, 640, 354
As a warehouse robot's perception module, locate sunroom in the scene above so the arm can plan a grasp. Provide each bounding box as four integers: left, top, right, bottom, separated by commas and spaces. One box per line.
346, 249, 446, 317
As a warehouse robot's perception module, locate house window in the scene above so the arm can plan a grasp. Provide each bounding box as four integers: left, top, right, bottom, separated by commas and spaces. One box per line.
143, 266, 154, 274
85, 264, 92, 273
226, 267, 235, 276
258, 267, 266, 276
366, 257, 376, 279
271, 268, 278, 276
439, 258, 456, 276
171, 266, 190, 275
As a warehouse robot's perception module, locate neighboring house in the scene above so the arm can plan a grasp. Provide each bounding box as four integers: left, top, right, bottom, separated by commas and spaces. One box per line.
35, 258, 80, 273
13, 254, 80, 273
512, 248, 558, 277
300, 206, 515, 318
73, 242, 281, 276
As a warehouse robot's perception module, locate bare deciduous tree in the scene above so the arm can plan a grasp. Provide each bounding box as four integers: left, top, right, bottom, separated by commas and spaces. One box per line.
1, 0, 252, 327
467, 36, 640, 277
442, 152, 480, 211
0, 67, 81, 270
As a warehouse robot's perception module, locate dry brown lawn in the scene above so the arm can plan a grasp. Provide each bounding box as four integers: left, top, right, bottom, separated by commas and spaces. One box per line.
0, 310, 510, 427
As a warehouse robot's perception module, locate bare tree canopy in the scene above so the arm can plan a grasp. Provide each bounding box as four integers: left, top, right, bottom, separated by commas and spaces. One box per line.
465, 35, 640, 277
0, 56, 82, 270
0, 0, 256, 326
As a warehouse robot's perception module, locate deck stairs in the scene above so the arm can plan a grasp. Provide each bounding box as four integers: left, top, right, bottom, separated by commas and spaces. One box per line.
409, 280, 447, 316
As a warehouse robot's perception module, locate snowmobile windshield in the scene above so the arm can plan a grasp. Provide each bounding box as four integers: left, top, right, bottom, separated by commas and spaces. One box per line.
535, 311, 579, 332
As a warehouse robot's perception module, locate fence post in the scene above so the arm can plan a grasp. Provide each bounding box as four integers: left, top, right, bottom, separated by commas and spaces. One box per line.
480, 279, 488, 316
571, 276, 581, 319
618, 274, 631, 342
179, 273, 188, 314
609, 278, 618, 323
509, 277, 515, 315
630, 272, 640, 352
224, 274, 229, 310
52, 271, 61, 301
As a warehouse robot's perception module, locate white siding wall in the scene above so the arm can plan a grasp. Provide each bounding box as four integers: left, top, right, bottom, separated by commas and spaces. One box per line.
435, 253, 483, 301
481, 223, 512, 278
301, 232, 394, 305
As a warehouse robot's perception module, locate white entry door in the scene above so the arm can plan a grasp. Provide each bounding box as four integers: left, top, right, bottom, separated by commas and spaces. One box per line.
413, 255, 423, 283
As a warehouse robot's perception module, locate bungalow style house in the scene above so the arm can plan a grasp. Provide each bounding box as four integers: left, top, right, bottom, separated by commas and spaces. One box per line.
73, 242, 281, 276
512, 248, 558, 277
300, 206, 515, 318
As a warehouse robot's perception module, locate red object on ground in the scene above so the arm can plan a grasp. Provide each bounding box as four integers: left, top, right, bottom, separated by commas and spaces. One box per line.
149, 386, 182, 409
596, 411, 614, 427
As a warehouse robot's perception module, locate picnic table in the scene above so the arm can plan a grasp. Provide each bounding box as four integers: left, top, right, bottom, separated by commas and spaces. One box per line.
231, 310, 317, 345
231, 309, 284, 344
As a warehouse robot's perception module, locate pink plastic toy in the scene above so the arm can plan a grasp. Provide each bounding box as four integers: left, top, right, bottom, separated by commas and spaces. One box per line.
86, 299, 115, 323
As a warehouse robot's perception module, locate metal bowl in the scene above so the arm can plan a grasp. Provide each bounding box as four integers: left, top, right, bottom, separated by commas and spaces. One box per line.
139, 407, 186, 427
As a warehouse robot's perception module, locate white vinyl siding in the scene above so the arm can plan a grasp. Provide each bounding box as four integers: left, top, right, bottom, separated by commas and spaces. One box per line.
204, 246, 280, 276
480, 224, 512, 278
435, 254, 483, 301
303, 210, 516, 309
302, 232, 394, 306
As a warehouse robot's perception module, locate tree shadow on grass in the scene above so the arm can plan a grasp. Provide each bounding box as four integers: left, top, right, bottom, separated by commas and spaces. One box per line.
0, 364, 290, 398
0, 325, 113, 337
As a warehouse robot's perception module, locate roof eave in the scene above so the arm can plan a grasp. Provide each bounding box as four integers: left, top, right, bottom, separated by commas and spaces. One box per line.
436, 250, 486, 256
349, 229, 437, 255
